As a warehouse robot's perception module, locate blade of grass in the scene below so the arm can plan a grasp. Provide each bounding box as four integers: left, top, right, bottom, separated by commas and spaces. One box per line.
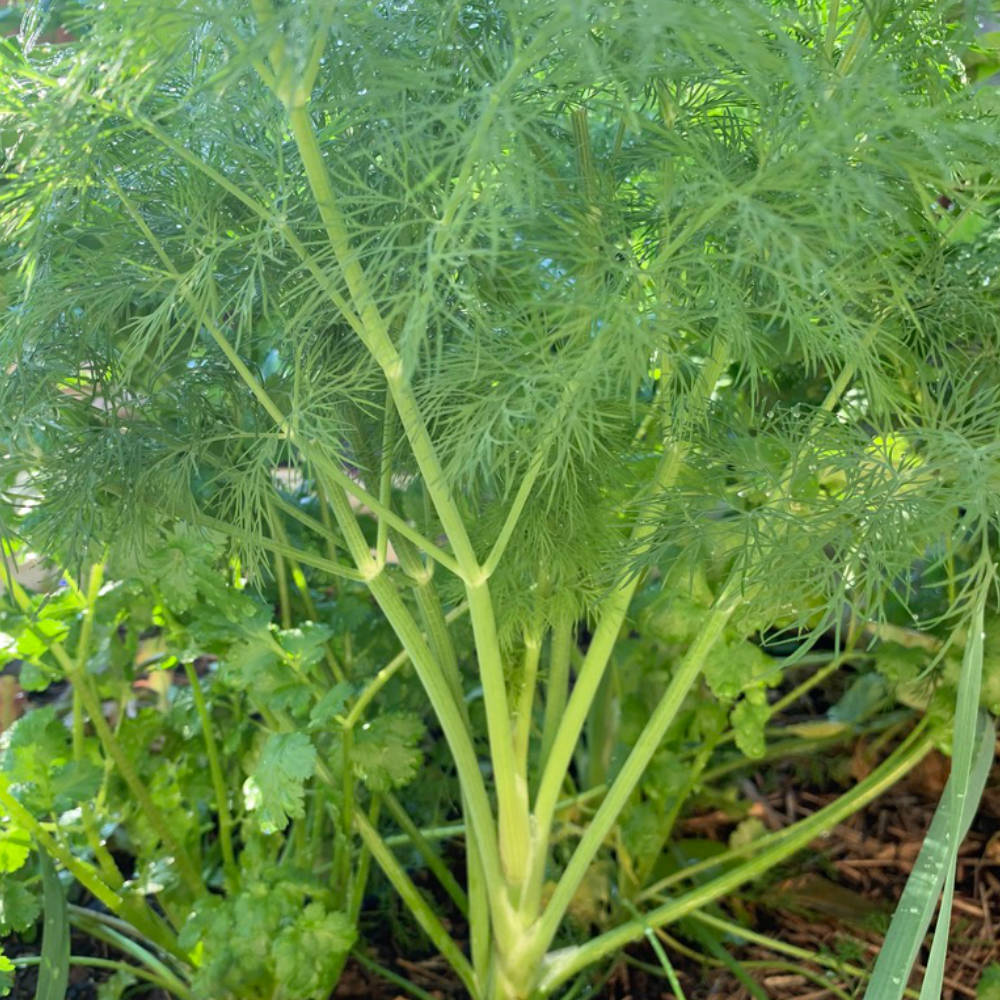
678, 916, 766, 1000
864, 595, 994, 1000
36, 850, 70, 1000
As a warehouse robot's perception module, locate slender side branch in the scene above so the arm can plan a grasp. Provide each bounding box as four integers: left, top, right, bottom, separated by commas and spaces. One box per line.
183, 662, 237, 886
539, 609, 574, 766
355, 809, 477, 995
532, 585, 738, 961
537, 723, 935, 994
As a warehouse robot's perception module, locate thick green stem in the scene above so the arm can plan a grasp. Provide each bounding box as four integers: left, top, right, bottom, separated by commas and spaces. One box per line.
285, 107, 532, 897
532, 589, 738, 965
514, 632, 542, 772
376, 397, 396, 567
307, 450, 461, 577
531, 348, 727, 858
318, 479, 504, 913
539, 610, 573, 767
465, 582, 532, 895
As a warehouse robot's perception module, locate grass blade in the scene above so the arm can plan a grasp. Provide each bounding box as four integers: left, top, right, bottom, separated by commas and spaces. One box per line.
35, 850, 69, 1000
864, 599, 994, 1000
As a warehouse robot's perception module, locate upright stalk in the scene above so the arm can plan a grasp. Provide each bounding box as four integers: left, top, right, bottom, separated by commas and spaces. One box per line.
539, 610, 574, 766
540, 589, 737, 946
282, 87, 532, 897
182, 662, 237, 887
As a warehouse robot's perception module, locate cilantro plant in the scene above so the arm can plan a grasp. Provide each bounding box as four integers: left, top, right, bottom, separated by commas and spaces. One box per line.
0, 531, 406, 999
3, 1, 1000, 998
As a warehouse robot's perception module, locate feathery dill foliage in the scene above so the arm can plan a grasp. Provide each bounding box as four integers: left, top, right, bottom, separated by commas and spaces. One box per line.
0, 0, 997, 623
3, 2, 1000, 998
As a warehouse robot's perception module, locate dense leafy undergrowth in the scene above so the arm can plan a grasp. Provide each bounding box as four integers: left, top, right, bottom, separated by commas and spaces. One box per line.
2, 530, 1000, 998
3, 0, 1000, 998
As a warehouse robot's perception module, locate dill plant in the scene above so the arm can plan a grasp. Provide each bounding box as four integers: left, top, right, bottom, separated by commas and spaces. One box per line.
2, 1, 1000, 998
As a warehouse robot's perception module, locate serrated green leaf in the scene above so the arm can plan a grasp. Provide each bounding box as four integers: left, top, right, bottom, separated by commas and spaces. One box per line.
641, 593, 711, 646
96, 969, 139, 1000
0, 825, 30, 873
0, 876, 40, 934
619, 801, 663, 868
220, 634, 280, 688
271, 902, 356, 999
978, 964, 1000, 1000
705, 642, 777, 701
279, 622, 334, 668
242, 732, 316, 833
352, 713, 424, 792
0, 951, 12, 998
731, 693, 770, 759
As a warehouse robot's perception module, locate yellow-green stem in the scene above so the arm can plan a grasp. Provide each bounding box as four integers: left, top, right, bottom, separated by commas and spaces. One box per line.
539, 610, 573, 767
182, 662, 237, 886
355, 809, 477, 994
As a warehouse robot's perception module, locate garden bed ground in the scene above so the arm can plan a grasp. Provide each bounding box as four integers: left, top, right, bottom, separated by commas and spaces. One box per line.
5, 663, 1000, 1000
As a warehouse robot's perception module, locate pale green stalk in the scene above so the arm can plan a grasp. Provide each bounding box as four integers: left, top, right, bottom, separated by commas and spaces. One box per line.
514, 631, 542, 772
392, 535, 468, 718
343, 602, 468, 730
182, 662, 237, 887
530, 350, 727, 891
539, 610, 574, 766
280, 68, 531, 895
12, 955, 193, 1000
376, 398, 396, 568
529, 590, 739, 969
382, 791, 469, 916
108, 162, 508, 909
